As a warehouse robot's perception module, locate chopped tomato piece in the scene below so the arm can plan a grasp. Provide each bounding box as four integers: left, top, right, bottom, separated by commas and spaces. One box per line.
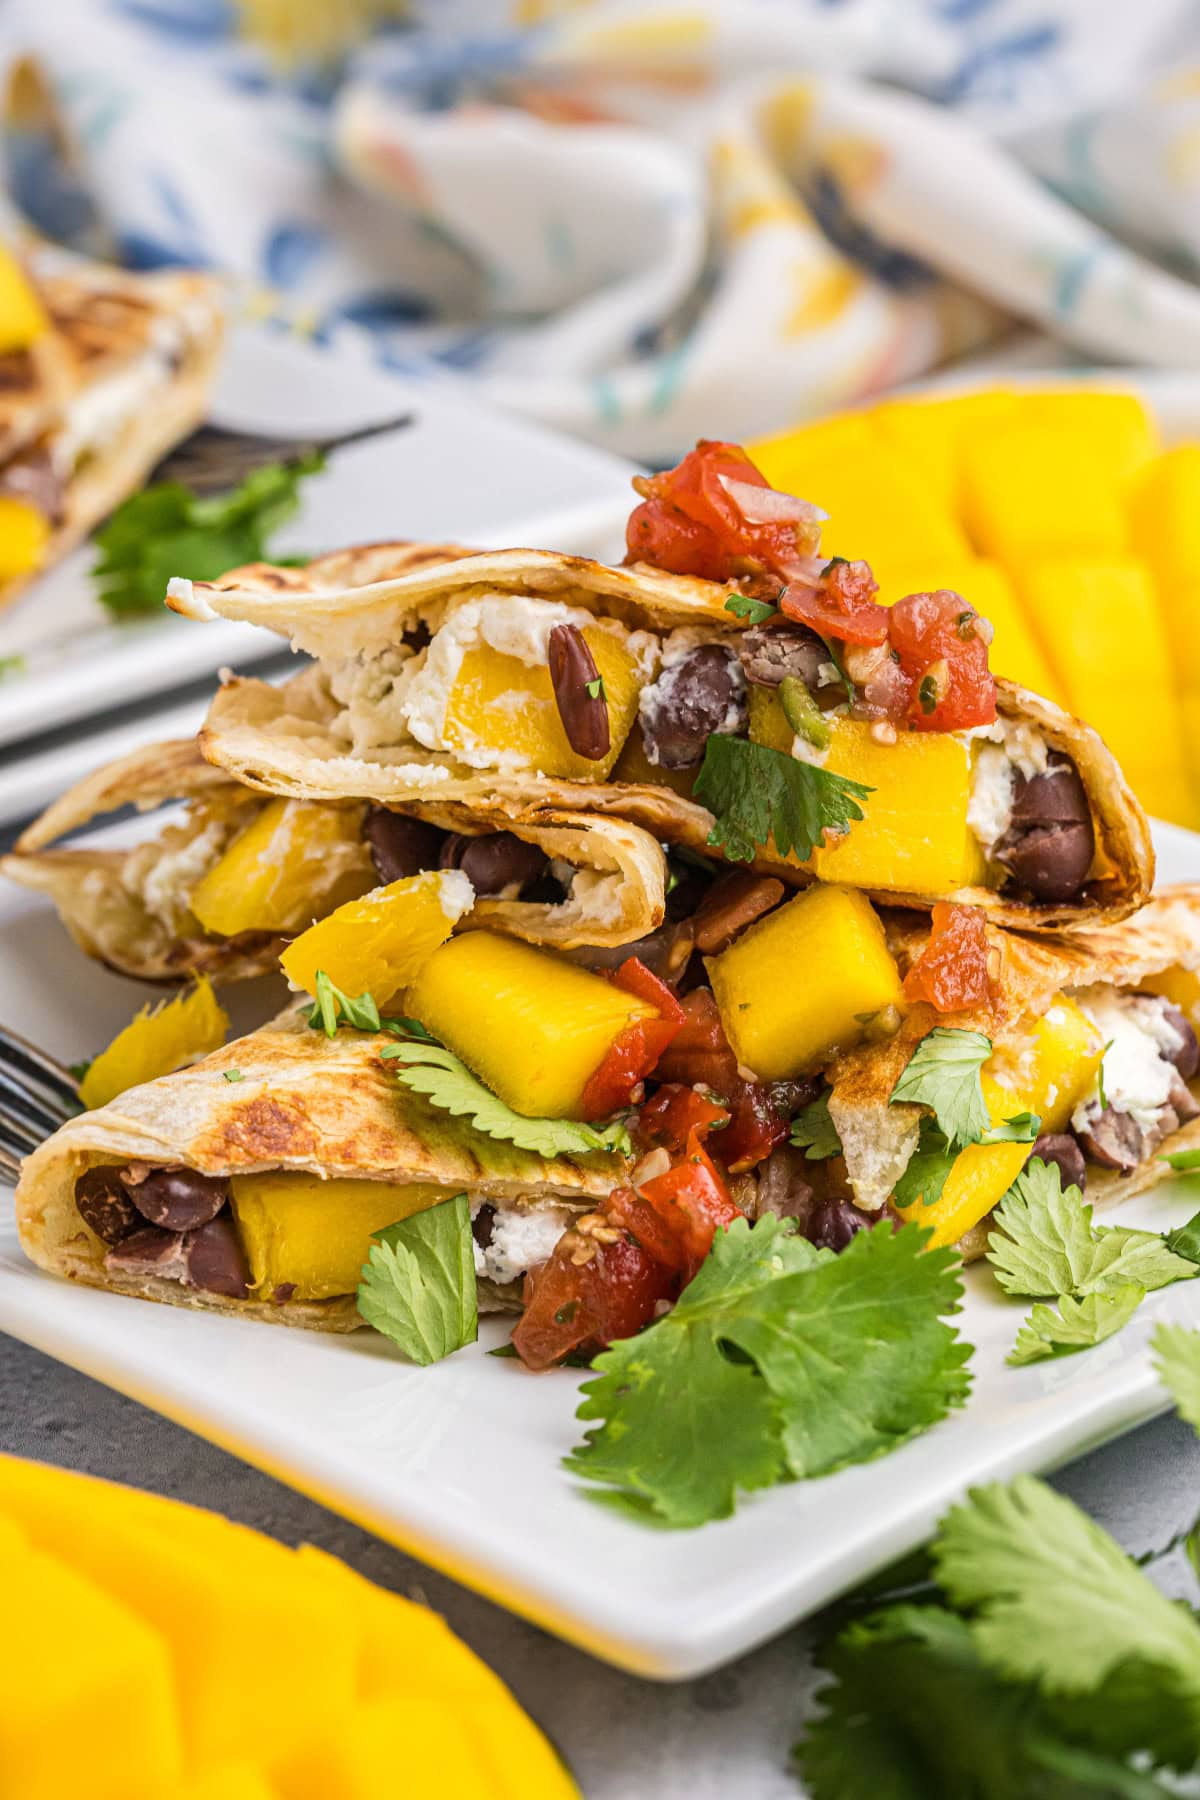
780, 558, 890, 646
579, 958, 685, 1120
652, 988, 741, 1093
718, 1082, 791, 1172
625, 440, 823, 583
606, 1185, 692, 1274
512, 1234, 674, 1371
635, 1082, 729, 1155
887, 589, 997, 732
902, 902, 995, 1012
638, 1132, 741, 1278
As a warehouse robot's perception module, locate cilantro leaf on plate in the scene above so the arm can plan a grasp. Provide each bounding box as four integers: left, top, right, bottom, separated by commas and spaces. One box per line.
693, 735, 871, 865
935, 1476, 1200, 1770
988, 1159, 1198, 1301
1164, 1204, 1200, 1263
1008, 1285, 1146, 1365
357, 1194, 477, 1364
305, 970, 382, 1038
565, 1217, 971, 1526
1153, 1322, 1200, 1434
889, 1028, 992, 1149
789, 1089, 842, 1160
382, 1039, 631, 1159
92, 452, 323, 617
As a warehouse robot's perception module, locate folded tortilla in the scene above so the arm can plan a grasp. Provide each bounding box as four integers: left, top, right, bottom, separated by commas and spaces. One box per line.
2, 736, 669, 982
0, 243, 224, 608
829, 884, 1200, 1236
16, 1005, 623, 1329
167, 541, 1153, 930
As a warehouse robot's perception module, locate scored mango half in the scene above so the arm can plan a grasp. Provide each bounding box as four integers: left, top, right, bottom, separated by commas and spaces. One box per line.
79, 980, 229, 1111
229, 1173, 455, 1301
404, 931, 658, 1119
896, 995, 1103, 1250
443, 626, 642, 782
706, 884, 903, 1081
749, 692, 987, 893
189, 799, 374, 938
279, 868, 474, 1006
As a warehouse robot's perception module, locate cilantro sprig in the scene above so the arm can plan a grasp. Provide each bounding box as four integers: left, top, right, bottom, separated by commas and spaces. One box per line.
93, 452, 323, 617
357, 1194, 477, 1364
693, 735, 871, 865
789, 1090, 842, 1160
723, 589, 781, 626
306, 971, 382, 1037
888, 1029, 1040, 1208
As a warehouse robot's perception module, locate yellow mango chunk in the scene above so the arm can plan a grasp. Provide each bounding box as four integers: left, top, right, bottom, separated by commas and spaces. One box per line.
280, 868, 473, 1006
190, 799, 373, 937
445, 626, 641, 781
1129, 451, 1200, 695
897, 996, 1103, 1250
1141, 965, 1200, 1028
230, 1173, 452, 1300
80, 977, 228, 1110
274, 1695, 511, 1800
176, 1767, 279, 1800
1023, 388, 1157, 478
0, 1535, 183, 1799
871, 554, 1063, 704
0, 246, 47, 350
867, 389, 1017, 511
0, 494, 50, 580
405, 931, 658, 1119
706, 884, 903, 1080
962, 421, 1133, 566
747, 411, 876, 490
748, 691, 987, 893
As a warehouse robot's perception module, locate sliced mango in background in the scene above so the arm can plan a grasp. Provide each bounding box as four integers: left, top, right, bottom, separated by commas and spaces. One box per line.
1130, 445, 1200, 584
747, 410, 876, 491
1016, 557, 1173, 710
0, 494, 49, 581
867, 388, 1017, 511
229, 1173, 453, 1301
1022, 388, 1158, 477
189, 799, 373, 938
0, 245, 47, 350
80, 978, 229, 1109
279, 867, 473, 1005
962, 422, 1133, 565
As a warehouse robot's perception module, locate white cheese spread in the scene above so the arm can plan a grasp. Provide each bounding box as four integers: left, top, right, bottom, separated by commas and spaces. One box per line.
471, 1199, 574, 1286
1070, 989, 1180, 1132
966, 719, 1052, 857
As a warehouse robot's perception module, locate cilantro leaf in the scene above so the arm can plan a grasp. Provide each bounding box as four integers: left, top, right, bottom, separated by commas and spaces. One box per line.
585, 676, 605, 700
1153, 1322, 1200, 1434
92, 452, 323, 617
789, 1090, 842, 1160
693, 735, 871, 865
222, 1069, 244, 1084
892, 1117, 957, 1210
566, 1218, 971, 1526
723, 590, 780, 625
980, 1111, 1041, 1145
989, 1159, 1198, 1301
305, 970, 381, 1038
357, 1194, 477, 1364
935, 1476, 1200, 1770
382, 1039, 631, 1159
1008, 1285, 1146, 1365
1160, 1148, 1200, 1171
889, 1028, 992, 1149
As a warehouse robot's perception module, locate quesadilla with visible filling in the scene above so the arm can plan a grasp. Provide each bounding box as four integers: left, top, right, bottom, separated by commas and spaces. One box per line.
165, 441, 1153, 932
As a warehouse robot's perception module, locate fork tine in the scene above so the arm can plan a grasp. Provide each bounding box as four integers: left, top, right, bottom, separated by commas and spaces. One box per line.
0, 1065, 74, 1136
0, 1099, 44, 1155
0, 1139, 23, 1184
0, 1022, 81, 1111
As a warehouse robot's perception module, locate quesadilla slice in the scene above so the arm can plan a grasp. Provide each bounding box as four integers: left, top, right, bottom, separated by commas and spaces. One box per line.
2, 735, 669, 982
0, 240, 223, 606
167, 440, 1152, 931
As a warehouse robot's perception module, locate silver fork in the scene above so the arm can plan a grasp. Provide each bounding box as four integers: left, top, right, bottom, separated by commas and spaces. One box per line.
0, 1024, 80, 1183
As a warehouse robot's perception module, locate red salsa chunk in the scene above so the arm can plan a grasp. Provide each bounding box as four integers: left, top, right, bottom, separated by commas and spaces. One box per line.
902, 902, 996, 1013
625, 440, 823, 583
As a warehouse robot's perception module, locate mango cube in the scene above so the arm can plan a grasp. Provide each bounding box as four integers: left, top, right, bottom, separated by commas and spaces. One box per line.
190, 799, 373, 937
748, 692, 986, 893
962, 421, 1133, 566
229, 1173, 452, 1300
1130, 446, 1200, 585
273, 1695, 500, 1800
0, 494, 49, 581
80, 977, 229, 1110
0, 247, 47, 350
1023, 388, 1157, 478
178, 1768, 279, 1800
897, 995, 1103, 1249
404, 930, 658, 1118
444, 626, 642, 782
747, 411, 876, 491
279, 868, 473, 1005
706, 884, 903, 1080
1141, 964, 1200, 1028
867, 389, 1017, 511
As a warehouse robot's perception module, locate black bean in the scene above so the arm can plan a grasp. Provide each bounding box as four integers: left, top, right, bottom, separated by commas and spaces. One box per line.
1010, 755, 1091, 827
806, 1198, 876, 1253
105, 1225, 189, 1279
363, 808, 446, 884
472, 1204, 496, 1251
1075, 1107, 1146, 1174
995, 754, 1095, 904
1169, 1070, 1200, 1127
127, 1166, 228, 1232
547, 624, 610, 761
1031, 1133, 1087, 1195
1161, 1002, 1200, 1080
440, 831, 549, 895
638, 645, 747, 770
737, 622, 828, 691
184, 1213, 251, 1299
752, 1147, 814, 1224
74, 1166, 140, 1246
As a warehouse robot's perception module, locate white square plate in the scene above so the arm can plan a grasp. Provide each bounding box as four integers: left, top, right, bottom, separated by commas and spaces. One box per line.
3, 823, 1200, 1677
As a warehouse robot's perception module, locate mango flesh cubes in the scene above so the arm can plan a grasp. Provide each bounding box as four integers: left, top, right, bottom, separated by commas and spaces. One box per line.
79, 978, 229, 1110
706, 884, 903, 1080
0, 495, 50, 581
0, 246, 48, 350
405, 929, 657, 1118
279, 867, 473, 1005
190, 799, 374, 938
444, 626, 641, 781
229, 1172, 453, 1300
897, 997, 1103, 1250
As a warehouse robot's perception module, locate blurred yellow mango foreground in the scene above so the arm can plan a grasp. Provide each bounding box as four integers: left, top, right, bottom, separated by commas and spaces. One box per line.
0, 1453, 578, 1800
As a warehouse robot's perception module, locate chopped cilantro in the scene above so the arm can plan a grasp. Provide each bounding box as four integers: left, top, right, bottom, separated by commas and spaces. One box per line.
918, 673, 939, 715
0, 654, 26, 681
693, 735, 871, 865
1096, 1039, 1114, 1111
222, 1069, 245, 1084
585, 676, 605, 700
892, 1117, 957, 1210
789, 1090, 842, 1160
357, 1194, 477, 1364
723, 590, 781, 626
305, 971, 381, 1037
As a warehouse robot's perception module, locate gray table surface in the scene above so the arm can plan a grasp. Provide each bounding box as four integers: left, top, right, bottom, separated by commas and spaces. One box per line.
3, 1329, 1199, 1799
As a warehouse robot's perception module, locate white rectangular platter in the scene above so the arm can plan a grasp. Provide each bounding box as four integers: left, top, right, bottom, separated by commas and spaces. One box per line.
2, 820, 1200, 1677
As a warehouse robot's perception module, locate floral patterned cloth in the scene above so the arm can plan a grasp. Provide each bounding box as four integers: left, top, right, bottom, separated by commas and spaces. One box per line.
3, 0, 1199, 460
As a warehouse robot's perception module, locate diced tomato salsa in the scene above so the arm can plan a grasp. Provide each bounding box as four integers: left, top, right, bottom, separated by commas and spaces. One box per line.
902, 902, 995, 1012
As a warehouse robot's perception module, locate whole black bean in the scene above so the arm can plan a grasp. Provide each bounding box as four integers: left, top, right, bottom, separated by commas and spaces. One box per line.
806, 1198, 876, 1253
472, 1203, 496, 1251
127, 1166, 229, 1232
1161, 1002, 1200, 1081
638, 645, 747, 770
1075, 1106, 1147, 1174
1030, 1132, 1087, 1195
363, 808, 446, 884
737, 622, 828, 691
184, 1213, 251, 1299
547, 624, 610, 761
105, 1225, 189, 1280
995, 754, 1095, 904
74, 1166, 140, 1246
440, 831, 549, 895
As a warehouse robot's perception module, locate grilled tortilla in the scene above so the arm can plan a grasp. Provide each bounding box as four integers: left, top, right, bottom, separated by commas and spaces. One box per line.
1, 736, 669, 983
15, 1005, 624, 1329
167, 541, 1153, 931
